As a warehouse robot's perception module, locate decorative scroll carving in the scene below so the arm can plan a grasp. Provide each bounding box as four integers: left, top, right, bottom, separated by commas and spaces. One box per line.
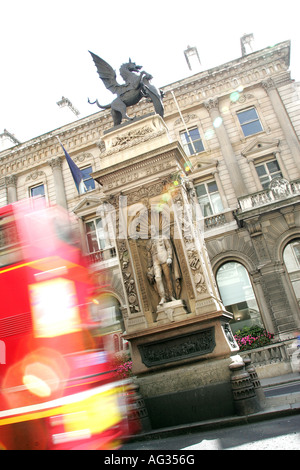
26, 170, 46, 181
111, 126, 153, 147
118, 239, 141, 314
138, 327, 215, 367
172, 190, 208, 295
174, 113, 198, 126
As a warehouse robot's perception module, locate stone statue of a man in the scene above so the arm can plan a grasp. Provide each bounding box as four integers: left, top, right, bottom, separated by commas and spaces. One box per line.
146, 226, 176, 305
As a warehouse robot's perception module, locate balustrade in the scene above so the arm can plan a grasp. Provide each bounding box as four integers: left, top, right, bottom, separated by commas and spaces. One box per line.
240, 340, 293, 368
86, 246, 116, 264
238, 178, 300, 212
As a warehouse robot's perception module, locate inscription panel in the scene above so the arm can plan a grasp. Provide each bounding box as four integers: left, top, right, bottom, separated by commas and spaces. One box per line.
139, 327, 215, 367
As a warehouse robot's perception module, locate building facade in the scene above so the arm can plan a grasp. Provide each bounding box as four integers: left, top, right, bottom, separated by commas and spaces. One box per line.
1, 39, 300, 346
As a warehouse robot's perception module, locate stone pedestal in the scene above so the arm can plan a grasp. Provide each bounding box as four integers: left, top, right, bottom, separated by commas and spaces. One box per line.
92, 114, 239, 428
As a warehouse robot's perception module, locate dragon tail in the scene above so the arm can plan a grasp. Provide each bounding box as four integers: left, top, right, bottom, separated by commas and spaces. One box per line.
88, 98, 111, 109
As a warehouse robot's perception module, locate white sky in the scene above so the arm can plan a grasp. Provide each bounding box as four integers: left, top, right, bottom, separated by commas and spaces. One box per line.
1, 0, 299, 143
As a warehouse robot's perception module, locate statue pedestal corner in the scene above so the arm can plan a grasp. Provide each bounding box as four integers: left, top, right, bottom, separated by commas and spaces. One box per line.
155, 299, 189, 325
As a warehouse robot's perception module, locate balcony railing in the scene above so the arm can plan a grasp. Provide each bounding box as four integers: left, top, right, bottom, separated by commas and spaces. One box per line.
202, 209, 237, 231
86, 246, 116, 264
238, 178, 300, 213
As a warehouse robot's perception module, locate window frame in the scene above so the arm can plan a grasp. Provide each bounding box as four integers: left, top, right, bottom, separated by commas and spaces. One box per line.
255, 158, 282, 189
29, 183, 46, 199
237, 107, 263, 137
180, 127, 205, 156
81, 165, 95, 192
84, 216, 116, 262
195, 179, 224, 217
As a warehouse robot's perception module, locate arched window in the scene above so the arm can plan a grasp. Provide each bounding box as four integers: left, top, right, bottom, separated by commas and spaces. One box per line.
216, 261, 263, 333
90, 294, 122, 327
283, 239, 300, 307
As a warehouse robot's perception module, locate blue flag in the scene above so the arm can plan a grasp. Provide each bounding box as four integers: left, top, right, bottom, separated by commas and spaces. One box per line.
57, 138, 87, 194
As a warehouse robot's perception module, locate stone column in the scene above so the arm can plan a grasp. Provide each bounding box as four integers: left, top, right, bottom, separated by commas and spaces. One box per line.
262, 78, 300, 174
5, 175, 18, 203
204, 99, 248, 198
48, 157, 67, 209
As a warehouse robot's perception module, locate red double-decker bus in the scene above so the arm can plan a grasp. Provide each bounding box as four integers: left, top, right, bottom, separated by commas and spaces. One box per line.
0, 199, 139, 450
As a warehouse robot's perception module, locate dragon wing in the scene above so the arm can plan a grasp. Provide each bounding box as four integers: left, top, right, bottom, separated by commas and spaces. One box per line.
89, 51, 120, 95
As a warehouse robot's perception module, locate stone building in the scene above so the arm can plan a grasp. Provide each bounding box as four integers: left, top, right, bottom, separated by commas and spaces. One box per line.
1, 38, 300, 350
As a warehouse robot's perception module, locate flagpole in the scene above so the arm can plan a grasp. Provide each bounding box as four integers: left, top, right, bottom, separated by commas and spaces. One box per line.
171, 90, 197, 159
56, 135, 63, 146
55, 135, 87, 194
171, 91, 212, 167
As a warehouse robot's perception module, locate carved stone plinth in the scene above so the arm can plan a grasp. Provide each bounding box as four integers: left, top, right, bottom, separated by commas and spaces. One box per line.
127, 311, 237, 375
94, 114, 172, 171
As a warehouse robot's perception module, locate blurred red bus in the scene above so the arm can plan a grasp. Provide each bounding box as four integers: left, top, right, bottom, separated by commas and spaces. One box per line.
0, 199, 139, 450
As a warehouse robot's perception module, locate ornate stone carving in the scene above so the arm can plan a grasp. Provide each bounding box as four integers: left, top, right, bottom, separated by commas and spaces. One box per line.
262, 78, 276, 92
4, 175, 17, 187
26, 170, 46, 181
174, 113, 198, 126
204, 98, 219, 111
48, 156, 63, 169
111, 126, 153, 147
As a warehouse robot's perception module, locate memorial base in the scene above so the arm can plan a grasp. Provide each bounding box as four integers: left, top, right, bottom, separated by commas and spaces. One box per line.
134, 356, 235, 429
124, 310, 239, 428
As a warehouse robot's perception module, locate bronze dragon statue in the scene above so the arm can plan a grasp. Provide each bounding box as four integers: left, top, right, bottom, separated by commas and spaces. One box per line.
88, 51, 164, 127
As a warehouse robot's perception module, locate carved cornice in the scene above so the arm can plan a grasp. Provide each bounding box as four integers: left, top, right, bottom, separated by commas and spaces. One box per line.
162, 41, 291, 112
0, 118, 104, 175
93, 143, 186, 191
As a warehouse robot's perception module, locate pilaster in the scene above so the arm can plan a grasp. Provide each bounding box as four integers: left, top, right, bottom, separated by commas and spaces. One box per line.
262, 78, 300, 174
5, 175, 18, 203
48, 157, 67, 209
204, 98, 247, 198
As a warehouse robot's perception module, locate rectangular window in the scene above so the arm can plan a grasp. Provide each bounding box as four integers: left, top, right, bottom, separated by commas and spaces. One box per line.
30, 184, 45, 199
180, 127, 205, 156
86, 218, 106, 252
85, 218, 116, 262
237, 107, 263, 137
81, 166, 95, 191
195, 180, 224, 217
255, 159, 282, 189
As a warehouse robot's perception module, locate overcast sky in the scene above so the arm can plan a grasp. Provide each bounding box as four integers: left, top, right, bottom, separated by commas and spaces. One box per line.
1, 0, 299, 143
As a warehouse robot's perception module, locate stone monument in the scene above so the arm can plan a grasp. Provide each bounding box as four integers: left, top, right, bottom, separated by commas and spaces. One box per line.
90, 53, 239, 428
